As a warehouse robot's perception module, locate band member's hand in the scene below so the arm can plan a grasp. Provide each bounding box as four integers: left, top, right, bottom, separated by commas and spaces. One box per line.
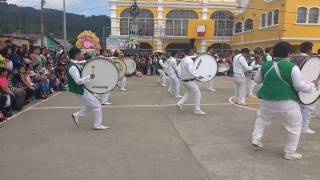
198, 76, 204, 79
312, 79, 320, 87
90, 74, 95, 79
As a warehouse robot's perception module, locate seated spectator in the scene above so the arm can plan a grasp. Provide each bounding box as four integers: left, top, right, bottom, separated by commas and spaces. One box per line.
46, 64, 60, 92
0, 67, 14, 117
26, 65, 47, 99
7, 71, 26, 108
13, 66, 35, 101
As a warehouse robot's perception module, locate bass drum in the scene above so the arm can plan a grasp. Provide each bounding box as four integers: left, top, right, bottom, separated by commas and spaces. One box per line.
194, 54, 218, 82
113, 58, 127, 80
298, 56, 320, 105
81, 58, 119, 94
124, 58, 137, 75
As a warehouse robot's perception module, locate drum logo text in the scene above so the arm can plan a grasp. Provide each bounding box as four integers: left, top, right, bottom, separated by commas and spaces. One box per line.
93, 86, 109, 89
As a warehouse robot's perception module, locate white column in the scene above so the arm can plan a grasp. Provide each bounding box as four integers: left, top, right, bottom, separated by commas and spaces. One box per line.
110, 5, 119, 36
156, 3, 164, 52
200, 7, 208, 53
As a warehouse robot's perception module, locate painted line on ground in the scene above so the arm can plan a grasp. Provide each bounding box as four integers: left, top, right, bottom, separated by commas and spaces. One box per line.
31, 103, 232, 110
228, 96, 259, 111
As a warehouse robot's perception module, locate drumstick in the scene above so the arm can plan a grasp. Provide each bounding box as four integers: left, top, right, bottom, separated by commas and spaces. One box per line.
91, 65, 95, 75
196, 59, 202, 70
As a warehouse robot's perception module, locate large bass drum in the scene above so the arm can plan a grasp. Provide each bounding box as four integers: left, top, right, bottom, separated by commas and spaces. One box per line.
124, 58, 137, 75
113, 58, 127, 80
193, 54, 218, 82
81, 58, 119, 94
298, 56, 320, 105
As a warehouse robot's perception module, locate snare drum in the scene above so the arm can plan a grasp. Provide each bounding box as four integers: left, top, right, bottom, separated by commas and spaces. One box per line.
297, 56, 320, 105
81, 58, 119, 94
124, 58, 137, 75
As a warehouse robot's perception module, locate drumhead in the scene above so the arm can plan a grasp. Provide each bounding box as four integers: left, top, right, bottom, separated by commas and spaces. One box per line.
81, 58, 119, 94
124, 58, 137, 75
194, 55, 218, 82
114, 59, 127, 80
298, 56, 320, 105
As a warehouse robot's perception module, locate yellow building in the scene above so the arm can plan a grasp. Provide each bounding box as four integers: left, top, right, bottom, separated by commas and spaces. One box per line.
233, 0, 320, 54
109, 0, 320, 53
109, 0, 241, 52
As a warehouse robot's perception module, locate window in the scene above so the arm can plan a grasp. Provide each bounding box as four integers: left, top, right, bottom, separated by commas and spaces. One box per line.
210, 11, 234, 36
274, 9, 279, 25
235, 22, 243, 33
297, 7, 308, 23
120, 9, 154, 36
244, 19, 253, 31
309, 7, 319, 24
165, 10, 198, 36
267, 12, 273, 26
261, 13, 266, 27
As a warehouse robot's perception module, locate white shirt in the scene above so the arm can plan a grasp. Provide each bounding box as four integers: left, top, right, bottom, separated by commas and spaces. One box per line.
159, 59, 168, 69
167, 56, 179, 76
265, 53, 273, 61
233, 54, 255, 74
179, 55, 199, 80
254, 65, 314, 94
68, 60, 91, 85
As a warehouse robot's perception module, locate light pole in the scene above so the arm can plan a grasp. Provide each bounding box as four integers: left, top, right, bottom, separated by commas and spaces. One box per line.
129, 0, 140, 50
63, 0, 67, 56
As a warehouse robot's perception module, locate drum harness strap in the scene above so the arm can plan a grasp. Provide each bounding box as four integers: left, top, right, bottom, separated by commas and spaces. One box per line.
263, 61, 291, 87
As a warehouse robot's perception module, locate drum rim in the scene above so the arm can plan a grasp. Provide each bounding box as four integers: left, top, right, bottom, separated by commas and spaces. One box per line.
81, 57, 119, 94
114, 58, 128, 80
124, 58, 137, 75
194, 54, 218, 82
298, 56, 320, 105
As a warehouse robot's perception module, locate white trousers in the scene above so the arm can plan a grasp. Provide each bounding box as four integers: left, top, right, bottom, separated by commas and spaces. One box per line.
178, 81, 201, 112
252, 100, 302, 153
208, 79, 214, 90
157, 69, 167, 86
97, 92, 111, 104
74, 90, 102, 128
300, 103, 317, 129
234, 73, 246, 104
168, 74, 180, 96
118, 76, 127, 89
247, 79, 257, 97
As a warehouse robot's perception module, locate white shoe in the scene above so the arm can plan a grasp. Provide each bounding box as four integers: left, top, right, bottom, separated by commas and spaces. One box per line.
194, 110, 206, 115
176, 103, 183, 111
120, 88, 127, 91
252, 139, 264, 148
102, 102, 112, 106
175, 95, 183, 98
161, 84, 167, 87
93, 125, 110, 130
302, 128, 316, 134
72, 113, 79, 126
284, 152, 303, 160
208, 88, 216, 92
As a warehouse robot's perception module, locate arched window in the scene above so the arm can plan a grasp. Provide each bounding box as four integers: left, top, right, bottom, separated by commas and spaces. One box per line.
267, 12, 273, 26
274, 9, 279, 25
166, 10, 198, 36
235, 22, 243, 33
244, 19, 253, 31
261, 13, 266, 27
207, 43, 231, 53
120, 9, 154, 36
210, 11, 234, 36
297, 7, 308, 23
309, 7, 319, 24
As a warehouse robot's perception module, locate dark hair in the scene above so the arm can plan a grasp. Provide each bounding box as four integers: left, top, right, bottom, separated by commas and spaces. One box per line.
184, 46, 194, 54
265, 47, 272, 54
240, 48, 250, 54
100, 48, 107, 55
69, 47, 81, 59
0, 46, 11, 58
300, 42, 313, 54
0, 67, 7, 74
273, 41, 292, 58
171, 51, 177, 57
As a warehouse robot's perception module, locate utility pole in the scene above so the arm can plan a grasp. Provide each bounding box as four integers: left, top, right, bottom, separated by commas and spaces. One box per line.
41, 0, 46, 47
63, 0, 67, 56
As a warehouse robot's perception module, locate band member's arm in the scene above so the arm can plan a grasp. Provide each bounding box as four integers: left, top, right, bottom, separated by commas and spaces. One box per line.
239, 56, 254, 72
291, 66, 315, 94
254, 67, 263, 84
159, 59, 168, 69
69, 66, 91, 85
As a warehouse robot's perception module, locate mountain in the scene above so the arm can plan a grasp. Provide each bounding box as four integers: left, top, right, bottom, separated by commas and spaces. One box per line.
0, 3, 110, 45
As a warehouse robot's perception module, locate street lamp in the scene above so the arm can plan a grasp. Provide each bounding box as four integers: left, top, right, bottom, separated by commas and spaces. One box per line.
128, 0, 140, 50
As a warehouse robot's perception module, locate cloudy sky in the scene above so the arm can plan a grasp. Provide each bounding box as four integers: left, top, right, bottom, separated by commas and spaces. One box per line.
7, 0, 110, 16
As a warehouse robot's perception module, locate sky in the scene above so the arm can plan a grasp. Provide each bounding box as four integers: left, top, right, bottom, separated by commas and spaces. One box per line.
7, 0, 110, 16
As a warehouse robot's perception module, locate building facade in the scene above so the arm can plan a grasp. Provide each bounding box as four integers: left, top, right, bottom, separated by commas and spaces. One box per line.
109, 0, 320, 53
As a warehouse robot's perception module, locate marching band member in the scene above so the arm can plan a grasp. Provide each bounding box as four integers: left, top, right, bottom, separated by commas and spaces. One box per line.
155, 53, 168, 87
251, 42, 318, 160
233, 48, 259, 105
118, 54, 127, 91
247, 48, 263, 97
67, 47, 109, 130
262, 47, 273, 62
298, 42, 317, 134
167, 51, 182, 97
176, 46, 205, 115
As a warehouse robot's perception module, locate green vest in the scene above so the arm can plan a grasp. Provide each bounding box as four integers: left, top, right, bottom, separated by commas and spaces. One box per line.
67, 62, 85, 95
257, 58, 297, 101
155, 59, 162, 70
